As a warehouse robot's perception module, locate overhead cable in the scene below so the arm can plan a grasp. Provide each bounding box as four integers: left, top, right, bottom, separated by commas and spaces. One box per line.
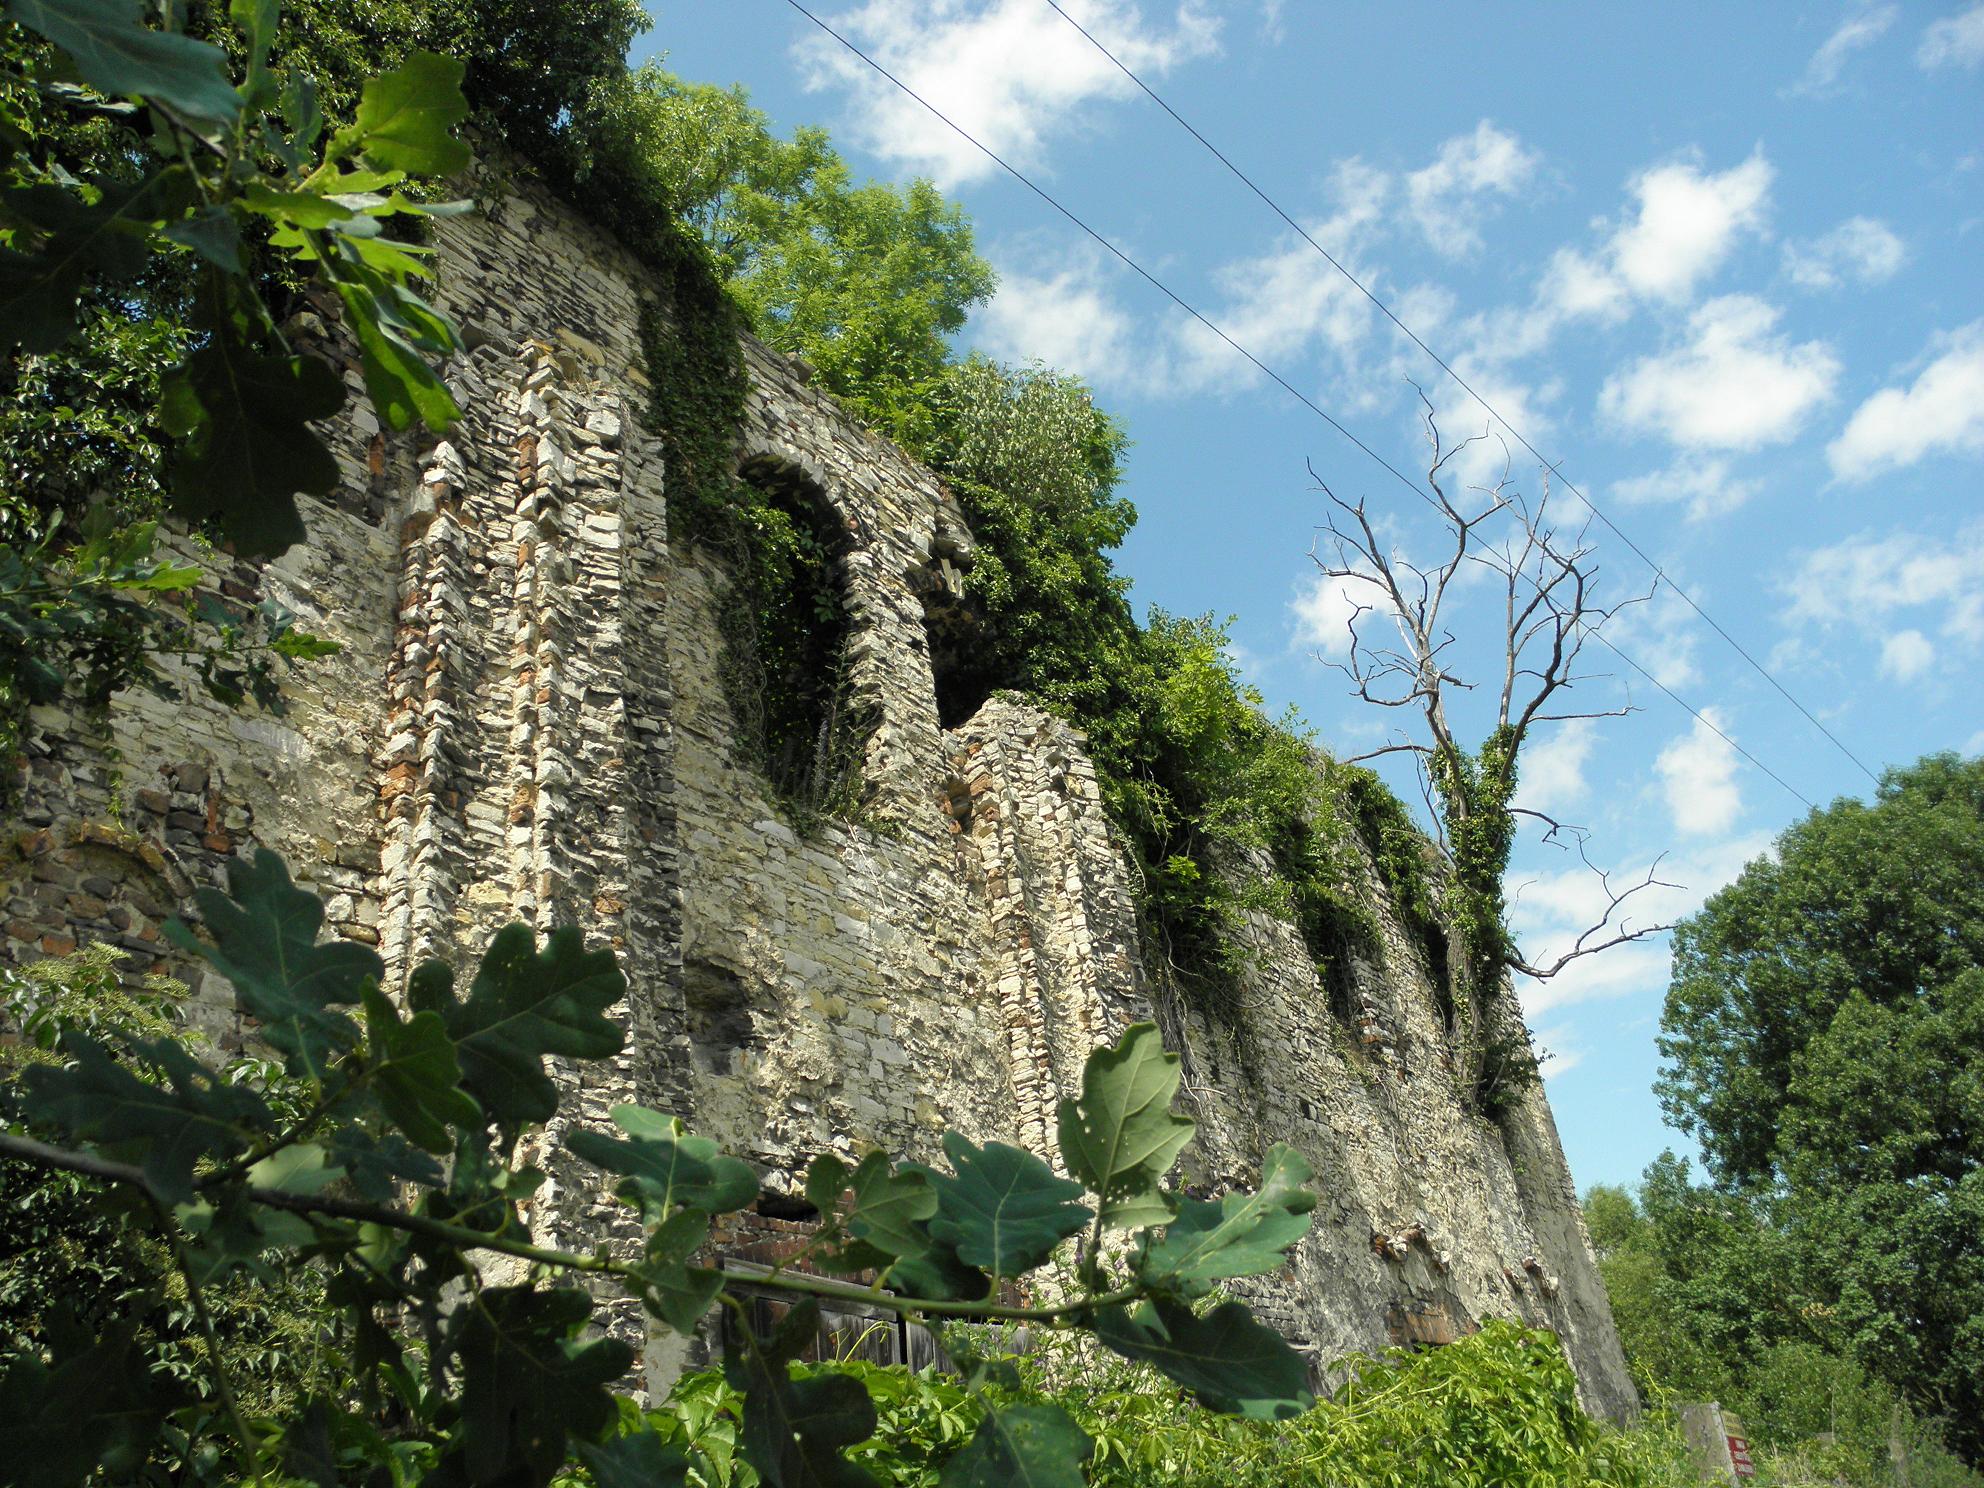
1042, 0, 1875, 791
776, 0, 1817, 812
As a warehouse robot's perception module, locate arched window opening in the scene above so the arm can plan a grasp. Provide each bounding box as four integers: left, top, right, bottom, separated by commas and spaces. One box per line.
1420, 920, 1456, 1034
910, 561, 995, 730
732, 456, 864, 819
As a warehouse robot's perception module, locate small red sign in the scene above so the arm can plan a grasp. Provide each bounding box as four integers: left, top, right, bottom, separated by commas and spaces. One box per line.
1727, 1436, 1755, 1478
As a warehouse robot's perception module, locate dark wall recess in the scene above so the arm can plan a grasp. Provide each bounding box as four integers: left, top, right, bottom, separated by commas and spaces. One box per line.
909, 560, 994, 730
731, 455, 864, 815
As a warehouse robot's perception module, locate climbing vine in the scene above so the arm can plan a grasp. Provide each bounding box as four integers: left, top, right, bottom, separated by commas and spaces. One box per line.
633, 259, 866, 825
1426, 728, 1538, 1113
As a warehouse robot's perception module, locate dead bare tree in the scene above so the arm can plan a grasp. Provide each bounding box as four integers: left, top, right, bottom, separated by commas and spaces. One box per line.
1310, 389, 1673, 1110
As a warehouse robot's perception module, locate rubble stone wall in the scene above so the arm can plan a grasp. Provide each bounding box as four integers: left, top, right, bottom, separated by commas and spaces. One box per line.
2, 162, 1635, 1420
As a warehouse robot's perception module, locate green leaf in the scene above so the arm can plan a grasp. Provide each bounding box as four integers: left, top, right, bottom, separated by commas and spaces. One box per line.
577, 1429, 693, 1488
0, 176, 172, 353
1137, 1143, 1316, 1293
322, 1124, 443, 1202
162, 203, 243, 271
845, 1151, 940, 1258
239, 183, 359, 229
631, 1210, 724, 1334
362, 982, 480, 1152
444, 923, 625, 1128
247, 1140, 341, 1194
322, 253, 460, 432
940, 1405, 1091, 1488
337, 51, 470, 176
921, 1133, 1088, 1277
1055, 1023, 1195, 1230
724, 1303, 880, 1488
0, 1310, 186, 1488
807, 1150, 940, 1271
445, 1285, 633, 1488
1092, 1297, 1312, 1420
4, 0, 240, 123
162, 325, 345, 557
885, 1229, 990, 1303
164, 847, 381, 1080
281, 70, 323, 152
806, 1152, 850, 1216
229, 0, 275, 95
21, 1030, 274, 1202
568, 1104, 758, 1218
269, 626, 341, 659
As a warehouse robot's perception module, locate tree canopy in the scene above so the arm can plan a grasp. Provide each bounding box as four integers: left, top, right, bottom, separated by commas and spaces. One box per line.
1657, 752, 1984, 1184
1652, 751, 1984, 1459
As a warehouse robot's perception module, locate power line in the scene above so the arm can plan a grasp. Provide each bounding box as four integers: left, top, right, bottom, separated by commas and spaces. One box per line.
1042, 0, 1874, 792
775, 0, 1815, 812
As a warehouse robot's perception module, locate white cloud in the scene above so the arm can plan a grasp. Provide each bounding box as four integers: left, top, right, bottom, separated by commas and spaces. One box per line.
1515, 152, 1774, 347
1537, 248, 1630, 326
1783, 216, 1906, 289
1918, 5, 1984, 68
1536, 1026, 1585, 1081
1513, 718, 1597, 816
1605, 152, 1774, 304
1174, 160, 1388, 392
1506, 830, 1774, 1018
1405, 121, 1541, 257
1787, 6, 1896, 96
1827, 320, 1984, 480
1608, 580, 1705, 692
796, 0, 1221, 187
976, 252, 1137, 386
1612, 457, 1762, 522
1880, 628, 1936, 682
1782, 520, 1984, 648
1655, 711, 1744, 837
1290, 568, 1390, 658
1599, 295, 1839, 450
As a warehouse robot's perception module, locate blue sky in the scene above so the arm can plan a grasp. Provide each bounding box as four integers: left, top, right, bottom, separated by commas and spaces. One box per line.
640, 2, 1984, 1191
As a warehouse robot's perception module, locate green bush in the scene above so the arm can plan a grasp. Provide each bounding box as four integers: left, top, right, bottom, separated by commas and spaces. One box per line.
628, 1322, 1698, 1488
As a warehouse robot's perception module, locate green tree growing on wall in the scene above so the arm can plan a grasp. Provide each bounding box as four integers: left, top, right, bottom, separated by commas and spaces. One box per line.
1310, 395, 1672, 1111
561, 64, 994, 450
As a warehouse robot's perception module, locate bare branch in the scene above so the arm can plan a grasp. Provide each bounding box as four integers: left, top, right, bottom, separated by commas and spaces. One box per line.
1343, 742, 1435, 764
1508, 846, 1682, 980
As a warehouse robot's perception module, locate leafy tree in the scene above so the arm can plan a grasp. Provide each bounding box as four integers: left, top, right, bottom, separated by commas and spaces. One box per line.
920, 354, 1138, 725
1585, 1163, 1984, 1485
1645, 754, 1984, 1458
562, 65, 993, 448
1658, 752, 1984, 1184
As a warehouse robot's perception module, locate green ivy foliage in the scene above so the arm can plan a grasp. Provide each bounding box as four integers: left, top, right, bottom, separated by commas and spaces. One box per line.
1068, 1320, 1686, 1488
628, 1322, 1694, 1488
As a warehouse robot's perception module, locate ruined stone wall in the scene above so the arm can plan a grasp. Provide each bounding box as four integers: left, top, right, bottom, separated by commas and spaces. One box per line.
1, 161, 1634, 1419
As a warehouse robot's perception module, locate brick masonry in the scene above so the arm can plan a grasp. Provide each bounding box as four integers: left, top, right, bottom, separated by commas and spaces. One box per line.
3, 159, 1636, 1421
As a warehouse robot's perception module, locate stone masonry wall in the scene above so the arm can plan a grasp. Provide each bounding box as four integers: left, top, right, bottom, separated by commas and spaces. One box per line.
1, 158, 1634, 1419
